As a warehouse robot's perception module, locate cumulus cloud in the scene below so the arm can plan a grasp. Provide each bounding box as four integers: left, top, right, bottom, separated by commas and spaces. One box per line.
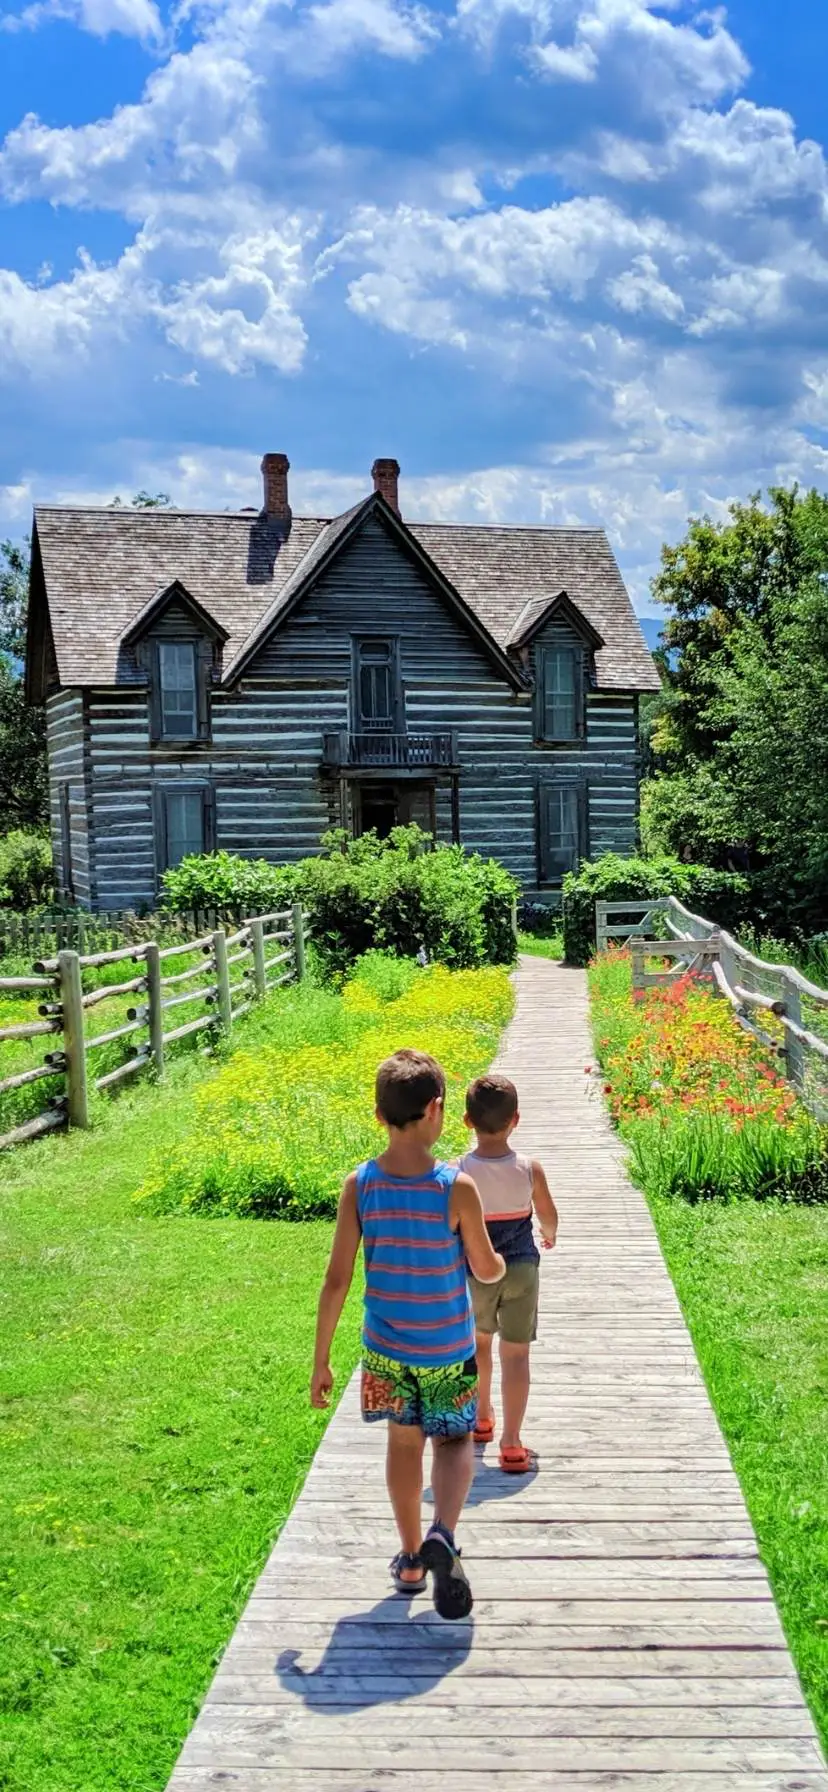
2, 0, 828, 600
1, 0, 162, 40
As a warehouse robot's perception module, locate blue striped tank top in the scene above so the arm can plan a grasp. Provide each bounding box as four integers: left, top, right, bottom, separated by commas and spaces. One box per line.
356, 1159, 475, 1368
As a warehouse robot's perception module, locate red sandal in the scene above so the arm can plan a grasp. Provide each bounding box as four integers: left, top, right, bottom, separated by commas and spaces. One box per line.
499, 1444, 538, 1474
473, 1415, 495, 1445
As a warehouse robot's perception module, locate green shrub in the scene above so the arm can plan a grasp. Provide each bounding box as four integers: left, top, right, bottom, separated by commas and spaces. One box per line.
162, 827, 519, 977
0, 831, 53, 909
562, 852, 751, 967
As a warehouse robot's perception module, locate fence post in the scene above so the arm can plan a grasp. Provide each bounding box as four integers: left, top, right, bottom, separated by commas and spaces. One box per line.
58, 949, 89, 1129
630, 938, 644, 993
212, 928, 233, 1031
596, 902, 607, 954
510, 896, 518, 945
781, 970, 805, 1091
250, 918, 267, 1000
292, 904, 306, 982
144, 941, 165, 1078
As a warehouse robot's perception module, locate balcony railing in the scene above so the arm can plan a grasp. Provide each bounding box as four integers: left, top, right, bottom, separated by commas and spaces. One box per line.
322, 731, 458, 772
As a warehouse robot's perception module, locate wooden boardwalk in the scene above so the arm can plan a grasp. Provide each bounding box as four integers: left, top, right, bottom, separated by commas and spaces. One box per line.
167, 956, 827, 1792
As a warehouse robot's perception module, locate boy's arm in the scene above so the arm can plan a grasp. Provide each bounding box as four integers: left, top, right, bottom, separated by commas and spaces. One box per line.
310, 1173, 362, 1408
531, 1160, 558, 1249
451, 1171, 506, 1285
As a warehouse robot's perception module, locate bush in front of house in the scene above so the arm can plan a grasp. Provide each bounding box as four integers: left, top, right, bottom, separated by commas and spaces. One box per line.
0, 831, 53, 910
161, 827, 519, 975
562, 852, 752, 967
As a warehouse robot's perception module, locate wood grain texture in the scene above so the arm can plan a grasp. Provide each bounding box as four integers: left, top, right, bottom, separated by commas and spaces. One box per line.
165, 958, 827, 1792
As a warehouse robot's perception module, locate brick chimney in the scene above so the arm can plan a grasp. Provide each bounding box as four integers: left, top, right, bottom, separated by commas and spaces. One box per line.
372, 457, 400, 515
261, 452, 291, 526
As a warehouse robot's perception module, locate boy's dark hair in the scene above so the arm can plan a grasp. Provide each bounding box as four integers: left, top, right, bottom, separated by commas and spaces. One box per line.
376, 1050, 446, 1129
465, 1073, 519, 1134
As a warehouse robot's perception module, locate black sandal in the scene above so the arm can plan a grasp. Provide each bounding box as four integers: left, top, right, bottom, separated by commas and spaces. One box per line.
390, 1551, 427, 1595
420, 1529, 473, 1621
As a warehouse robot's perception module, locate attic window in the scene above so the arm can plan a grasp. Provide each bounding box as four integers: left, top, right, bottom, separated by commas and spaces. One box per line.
149, 638, 212, 745
160, 643, 197, 738
536, 645, 585, 743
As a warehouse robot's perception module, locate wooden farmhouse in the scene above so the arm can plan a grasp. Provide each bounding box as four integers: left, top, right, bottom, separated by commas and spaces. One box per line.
26, 454, 660, 911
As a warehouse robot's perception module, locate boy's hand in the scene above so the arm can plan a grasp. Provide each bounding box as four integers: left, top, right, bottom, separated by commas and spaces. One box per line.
541, 1230, 557, 1251
310, 1363, 334, 1408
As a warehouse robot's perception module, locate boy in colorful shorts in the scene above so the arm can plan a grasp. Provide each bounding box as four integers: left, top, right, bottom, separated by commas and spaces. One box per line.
459, 1073, 558, 1473
311, 1049, 506, 1620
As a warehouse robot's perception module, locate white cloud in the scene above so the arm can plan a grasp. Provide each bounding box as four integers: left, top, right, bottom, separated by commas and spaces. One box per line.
1, 0, 162, 40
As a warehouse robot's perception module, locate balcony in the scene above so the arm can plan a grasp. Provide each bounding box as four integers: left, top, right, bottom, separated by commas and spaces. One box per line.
322, 731, 458, 774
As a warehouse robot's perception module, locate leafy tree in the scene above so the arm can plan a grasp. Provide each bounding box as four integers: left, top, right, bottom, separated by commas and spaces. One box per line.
0, 535, 28, 662
109, 491, 172, 509
644, 485, 828, 928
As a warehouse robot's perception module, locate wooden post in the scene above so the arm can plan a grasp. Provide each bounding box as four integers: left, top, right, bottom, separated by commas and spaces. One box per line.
596, 902, 607, 954
212, 928, 233, 1031
250, 918, 267, 999
144, 941, 165, 1077
450, 775, 460, 847
292, 904, 306, 982
781, 970, 805, 1090
510, 895, 518, 944
58, 949, 89, 1129
630, 938, 644, 993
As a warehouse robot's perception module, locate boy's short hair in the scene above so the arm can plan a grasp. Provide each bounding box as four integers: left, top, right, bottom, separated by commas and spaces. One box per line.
376, 1050, 446, 1129
465, 1073, 519, 1134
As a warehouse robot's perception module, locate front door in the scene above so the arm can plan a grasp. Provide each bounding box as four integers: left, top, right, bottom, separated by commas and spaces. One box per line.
539, 780, 586, 884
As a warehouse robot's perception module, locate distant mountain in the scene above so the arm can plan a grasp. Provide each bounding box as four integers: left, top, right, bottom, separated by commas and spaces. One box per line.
638, 616, 665, 653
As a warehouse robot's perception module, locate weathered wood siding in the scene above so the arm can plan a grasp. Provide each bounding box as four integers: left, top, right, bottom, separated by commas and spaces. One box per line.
46, 691, 93, 905
64, 511, 641, 908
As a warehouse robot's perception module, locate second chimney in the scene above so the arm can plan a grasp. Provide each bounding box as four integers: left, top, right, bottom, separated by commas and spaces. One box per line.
261, 452, 291, 527
372, 457, 400, 515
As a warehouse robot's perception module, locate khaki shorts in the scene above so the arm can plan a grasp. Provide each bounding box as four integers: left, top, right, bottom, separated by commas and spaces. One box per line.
469, 1260, 539, 1345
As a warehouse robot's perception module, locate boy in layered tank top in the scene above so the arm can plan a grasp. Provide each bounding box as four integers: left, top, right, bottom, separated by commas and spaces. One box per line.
459, 1073, 558, 1473
311, 1049, 506, 1620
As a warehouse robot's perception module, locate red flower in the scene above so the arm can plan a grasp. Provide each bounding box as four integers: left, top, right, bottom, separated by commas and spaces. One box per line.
604, 1083, 612, 1094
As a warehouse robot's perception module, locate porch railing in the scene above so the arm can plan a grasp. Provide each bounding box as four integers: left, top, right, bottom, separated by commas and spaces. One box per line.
322, 732, 457, 771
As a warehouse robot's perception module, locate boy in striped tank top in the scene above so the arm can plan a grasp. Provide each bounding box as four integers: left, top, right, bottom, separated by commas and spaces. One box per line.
311, 1049, 505, 1620
460, 1074, 558, 1474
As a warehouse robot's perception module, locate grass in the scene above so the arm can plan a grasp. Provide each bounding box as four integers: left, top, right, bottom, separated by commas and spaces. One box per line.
649, 1195, 828, 1751
516, 929, 563, 961
0, 955, 510, 1791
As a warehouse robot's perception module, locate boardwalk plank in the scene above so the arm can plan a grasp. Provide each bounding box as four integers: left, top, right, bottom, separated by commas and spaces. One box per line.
165, 959, 825, 1790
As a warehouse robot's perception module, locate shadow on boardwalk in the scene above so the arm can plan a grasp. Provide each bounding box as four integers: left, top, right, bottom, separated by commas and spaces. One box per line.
276, 1595, 473, 1709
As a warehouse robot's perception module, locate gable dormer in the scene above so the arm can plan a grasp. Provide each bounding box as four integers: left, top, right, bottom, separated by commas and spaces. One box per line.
506, 590, 604, 745
120, 580, 228, 746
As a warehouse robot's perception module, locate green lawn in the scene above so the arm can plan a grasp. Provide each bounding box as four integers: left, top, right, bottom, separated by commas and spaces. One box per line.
516, 928, 563, 960
650, 1194, 828, 1750
0, 1046, 359, 1792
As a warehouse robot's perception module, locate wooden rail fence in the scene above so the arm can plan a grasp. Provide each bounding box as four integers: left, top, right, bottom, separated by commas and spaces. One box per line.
0, 906, 307, 1152
596, 895, 828, 1119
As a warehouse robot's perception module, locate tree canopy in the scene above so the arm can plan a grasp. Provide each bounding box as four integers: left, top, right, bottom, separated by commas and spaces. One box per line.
643, 486, 828, 933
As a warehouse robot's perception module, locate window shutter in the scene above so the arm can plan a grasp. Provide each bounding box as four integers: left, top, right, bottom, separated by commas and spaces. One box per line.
196, 641, 213, 741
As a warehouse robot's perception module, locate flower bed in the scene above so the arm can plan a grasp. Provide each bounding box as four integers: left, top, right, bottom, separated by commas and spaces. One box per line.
589, 950, 828, 1203
137, 954, 513, 1219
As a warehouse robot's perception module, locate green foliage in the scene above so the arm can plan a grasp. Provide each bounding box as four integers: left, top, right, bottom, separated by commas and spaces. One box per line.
161, 848, 299, 913
162, 827, 519, 976
137, 956, 513, 1220
645, 485, 828, 928
1, 535, 28, 662
0, 664, 49, 828
562, 852, 751, 966
0, 829, 53, 907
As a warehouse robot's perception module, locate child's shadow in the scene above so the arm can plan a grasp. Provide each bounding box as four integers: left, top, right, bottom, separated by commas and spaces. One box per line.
276, 1595, 473, 1711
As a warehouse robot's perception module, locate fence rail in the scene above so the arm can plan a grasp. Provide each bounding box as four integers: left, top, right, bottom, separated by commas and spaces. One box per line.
0, 905, 308, 1152
595, 896, 828, 1119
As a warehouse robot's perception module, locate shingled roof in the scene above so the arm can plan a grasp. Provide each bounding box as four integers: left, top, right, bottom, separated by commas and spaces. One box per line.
30, 497, 660, 695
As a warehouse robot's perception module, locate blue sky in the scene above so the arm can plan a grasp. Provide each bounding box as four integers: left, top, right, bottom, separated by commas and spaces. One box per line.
1, 0, 826, 614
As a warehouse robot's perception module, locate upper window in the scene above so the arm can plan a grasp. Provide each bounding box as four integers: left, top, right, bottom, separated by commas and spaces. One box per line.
355, 638, 399, 733
537, 645, 584, 743
159, 642, 198, 739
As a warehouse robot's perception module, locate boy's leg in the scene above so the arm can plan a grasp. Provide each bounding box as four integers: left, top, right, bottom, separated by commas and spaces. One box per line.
386, 1422, 426, 1583
431, 1432, 475, 1535
500, 1340, 531, 1450
475, 1330, 495, 1427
